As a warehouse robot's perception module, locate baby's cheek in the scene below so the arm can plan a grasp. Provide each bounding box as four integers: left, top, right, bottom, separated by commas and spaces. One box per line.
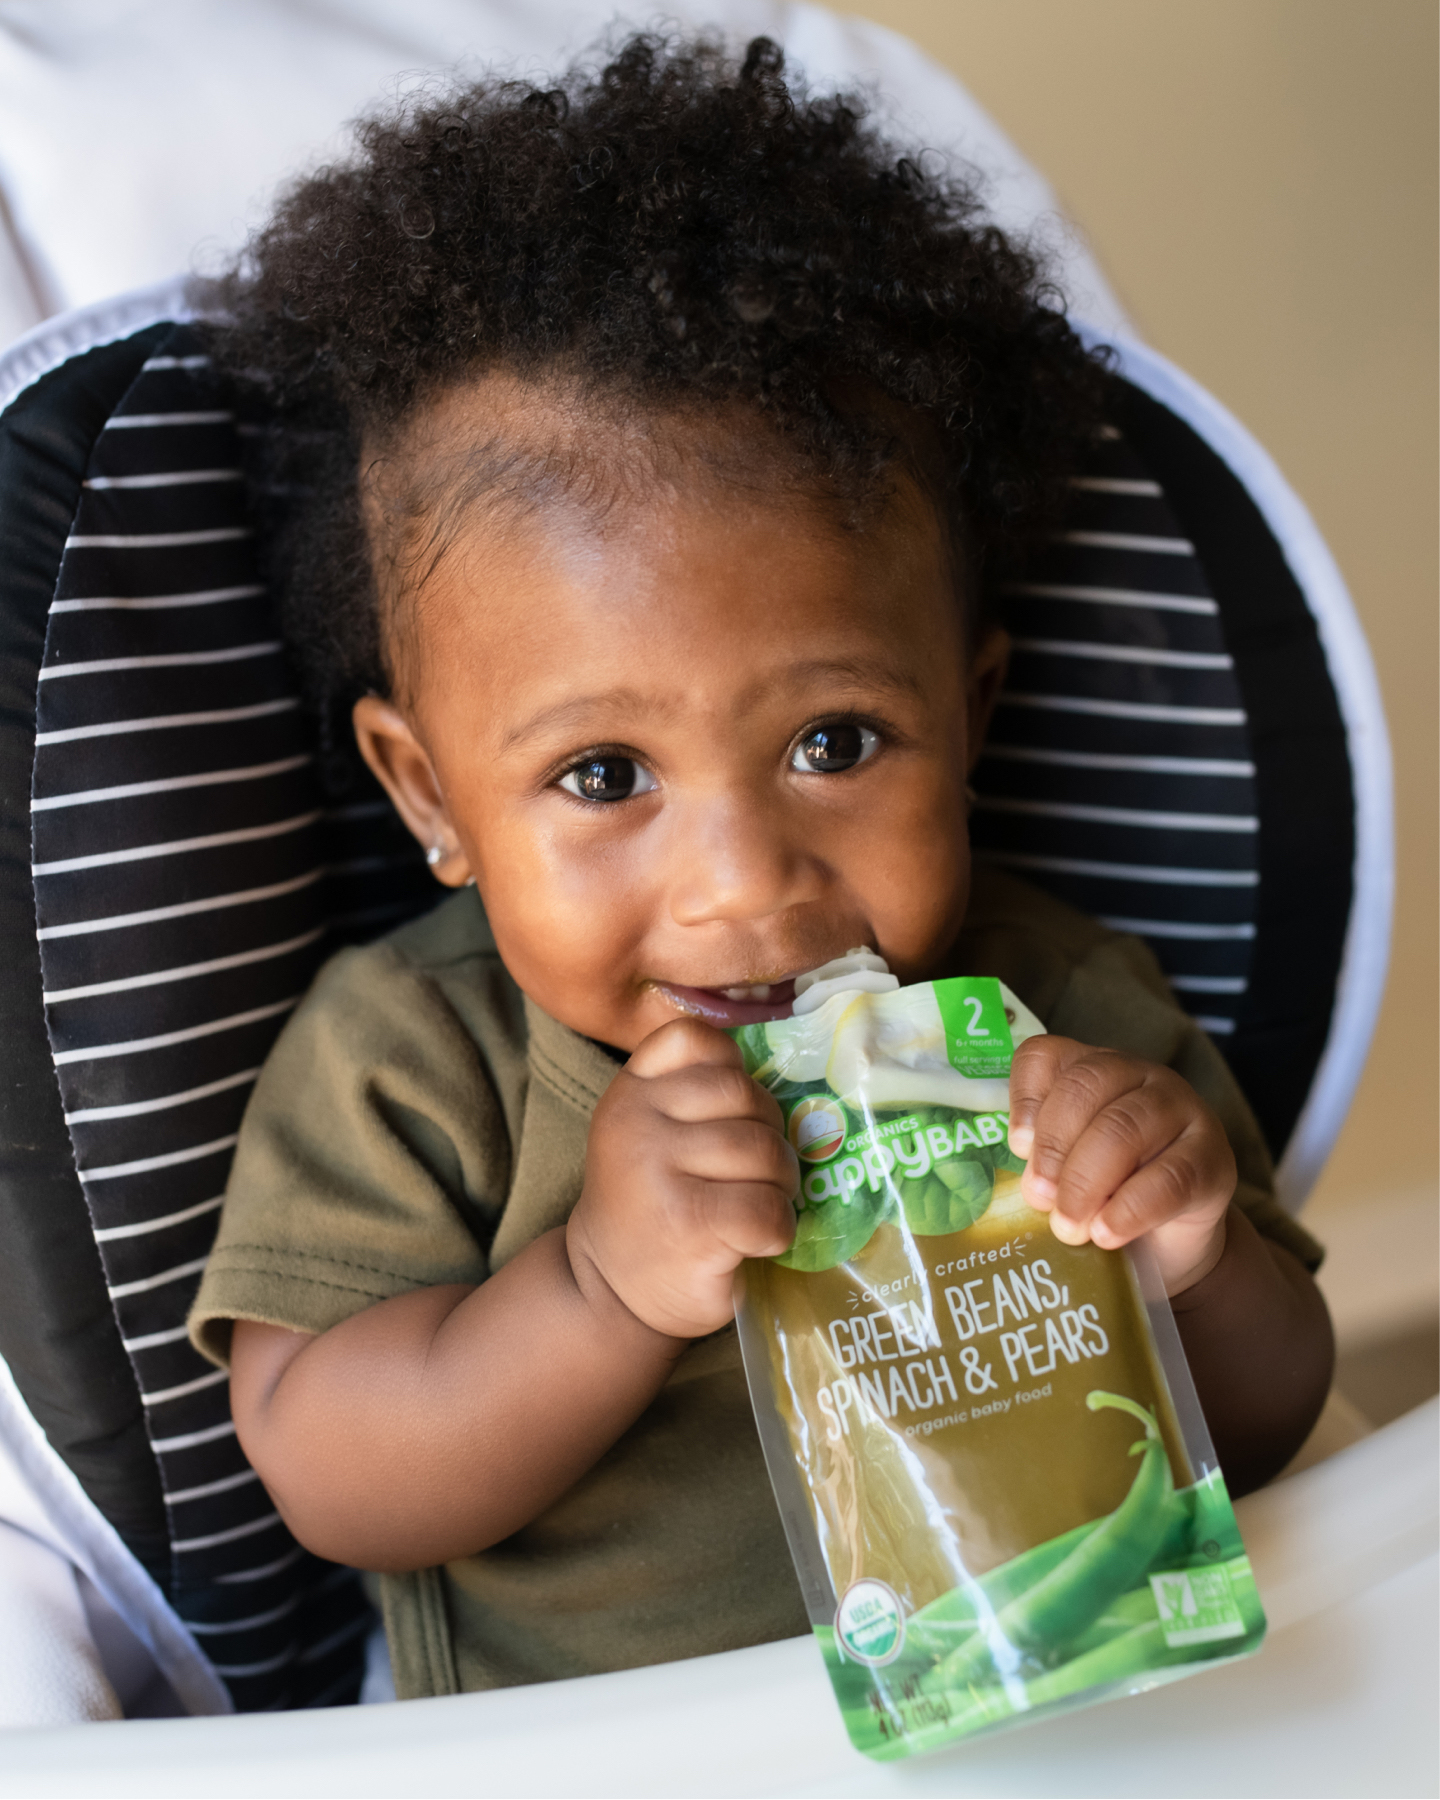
480, 851, 655, 1040
852, 792, 972, 976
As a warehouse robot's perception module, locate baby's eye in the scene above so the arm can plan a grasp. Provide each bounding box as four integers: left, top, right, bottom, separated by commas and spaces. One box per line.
558, 756, 657, 803
790, 722, 879, 775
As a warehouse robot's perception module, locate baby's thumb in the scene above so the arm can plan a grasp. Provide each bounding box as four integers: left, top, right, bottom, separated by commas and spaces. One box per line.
1006, 1033, 1074, 1157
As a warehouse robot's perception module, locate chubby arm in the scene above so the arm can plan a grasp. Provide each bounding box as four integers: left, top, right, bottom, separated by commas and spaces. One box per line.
1007, 1035, 1333, 1494
1164, 1205, 1333, 1491
230, 1021, 796, 1570
230, 1237, 678, 1571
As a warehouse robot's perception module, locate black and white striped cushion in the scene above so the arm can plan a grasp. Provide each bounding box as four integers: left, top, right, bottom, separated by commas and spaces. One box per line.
26, 327, 1280, 1713
971, 425, 1258, 1036
29, 327, 418, 1709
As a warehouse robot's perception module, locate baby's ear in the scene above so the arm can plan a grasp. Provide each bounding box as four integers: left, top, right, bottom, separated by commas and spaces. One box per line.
352, 695, 473, 886
964, 624, 1010, 769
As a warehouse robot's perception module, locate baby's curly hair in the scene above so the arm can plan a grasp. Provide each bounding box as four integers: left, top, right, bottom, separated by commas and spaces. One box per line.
203, 32, 1107, 750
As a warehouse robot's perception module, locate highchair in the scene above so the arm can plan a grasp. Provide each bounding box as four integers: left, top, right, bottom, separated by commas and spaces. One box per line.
0, 4, 1431, 1793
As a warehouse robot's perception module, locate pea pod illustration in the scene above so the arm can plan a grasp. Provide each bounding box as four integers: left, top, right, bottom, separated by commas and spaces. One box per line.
1149, 1471, 1247, 1572
910, 1515, 1101, 1631
905, 1517, 1104, 1660
1018, 1614, 1194, 1706
925, 1391, 1173, 1692
939, 1620, 1180, 1736
1058, 1582, 1159, 1662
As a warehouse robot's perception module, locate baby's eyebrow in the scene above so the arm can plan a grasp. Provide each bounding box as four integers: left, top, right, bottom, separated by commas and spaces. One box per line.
501, 658, 925, 753
747, 656, 927, 707
500, 688, 677, 751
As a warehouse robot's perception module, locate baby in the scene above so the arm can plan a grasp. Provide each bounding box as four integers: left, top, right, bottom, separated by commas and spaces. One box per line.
189, 36, 1333, 1699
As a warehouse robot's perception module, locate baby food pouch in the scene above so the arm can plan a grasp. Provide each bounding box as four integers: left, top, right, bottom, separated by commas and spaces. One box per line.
731, 966, 1265, 1761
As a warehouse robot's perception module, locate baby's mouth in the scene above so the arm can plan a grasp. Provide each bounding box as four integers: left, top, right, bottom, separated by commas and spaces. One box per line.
652, 976, 799, 1027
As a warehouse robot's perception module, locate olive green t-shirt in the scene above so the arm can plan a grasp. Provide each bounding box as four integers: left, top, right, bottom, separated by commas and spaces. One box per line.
189, 866, 1319, 1699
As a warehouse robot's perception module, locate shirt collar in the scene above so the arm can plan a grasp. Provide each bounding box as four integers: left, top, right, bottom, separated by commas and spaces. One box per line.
522, 994, 624, 1117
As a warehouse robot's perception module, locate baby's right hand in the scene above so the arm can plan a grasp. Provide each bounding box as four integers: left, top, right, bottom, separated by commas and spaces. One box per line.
569, 1018, 798, 1339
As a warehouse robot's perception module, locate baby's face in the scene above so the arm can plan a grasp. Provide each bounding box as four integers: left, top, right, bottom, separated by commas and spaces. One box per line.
355, 389, 1007, 1052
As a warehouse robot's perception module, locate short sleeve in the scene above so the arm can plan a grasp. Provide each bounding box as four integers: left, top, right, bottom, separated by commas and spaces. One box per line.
189, 937, 518, 1366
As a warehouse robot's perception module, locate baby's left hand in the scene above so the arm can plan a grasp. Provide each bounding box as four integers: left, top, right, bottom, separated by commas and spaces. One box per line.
1006, 1036, 1235, 1296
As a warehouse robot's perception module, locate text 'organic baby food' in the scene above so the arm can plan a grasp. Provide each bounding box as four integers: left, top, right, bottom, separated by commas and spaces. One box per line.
731, 972, 1265, 1761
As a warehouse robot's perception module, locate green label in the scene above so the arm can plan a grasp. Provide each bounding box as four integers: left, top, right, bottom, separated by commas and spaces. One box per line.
934, 978, 1014, 1079
814, 1470, 1265, 1762
1149, 1564, 1248, 1646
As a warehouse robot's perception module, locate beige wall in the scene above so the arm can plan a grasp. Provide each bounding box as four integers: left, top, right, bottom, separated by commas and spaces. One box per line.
834, 0, 1438, 1237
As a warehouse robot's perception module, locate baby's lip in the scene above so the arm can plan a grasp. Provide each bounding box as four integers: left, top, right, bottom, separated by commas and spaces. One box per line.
652, 977, 798, 1027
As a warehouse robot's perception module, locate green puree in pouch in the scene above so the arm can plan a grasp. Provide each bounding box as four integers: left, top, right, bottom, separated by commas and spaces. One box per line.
731, 974, 1265, 1761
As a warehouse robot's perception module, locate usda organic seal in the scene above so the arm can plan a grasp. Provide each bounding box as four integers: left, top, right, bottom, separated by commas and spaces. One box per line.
835, 1578, 905, 1665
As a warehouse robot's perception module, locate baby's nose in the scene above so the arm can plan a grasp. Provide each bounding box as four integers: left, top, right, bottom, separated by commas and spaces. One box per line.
666, 796, 825, 927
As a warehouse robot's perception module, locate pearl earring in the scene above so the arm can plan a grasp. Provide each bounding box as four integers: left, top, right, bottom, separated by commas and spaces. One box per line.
426, 843, 445, 867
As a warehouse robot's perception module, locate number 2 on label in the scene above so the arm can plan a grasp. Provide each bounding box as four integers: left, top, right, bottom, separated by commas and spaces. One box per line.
964, 996, 988, 1037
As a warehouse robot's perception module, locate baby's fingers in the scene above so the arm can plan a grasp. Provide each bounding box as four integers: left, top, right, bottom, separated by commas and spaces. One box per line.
1087, 1122, 1236, 1249
627, 1016, 743, 1079
1008, 1035, 1092, 1161
1010, 1042, 1151, 1208
675, 1117, 799, 1200
678, 1120, 798, 1260
1039, 1083, 1198, 1239
647, 1059, 784, 1133
692, 1179, 796, 1260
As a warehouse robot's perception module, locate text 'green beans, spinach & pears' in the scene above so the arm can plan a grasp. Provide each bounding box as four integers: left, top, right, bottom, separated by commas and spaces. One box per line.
731, 954, 1265, 1761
